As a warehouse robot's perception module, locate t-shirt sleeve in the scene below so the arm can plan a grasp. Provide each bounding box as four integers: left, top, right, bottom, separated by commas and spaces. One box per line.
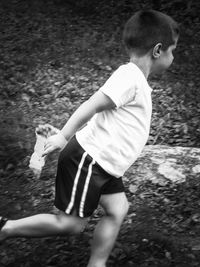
99, 65, 137, 108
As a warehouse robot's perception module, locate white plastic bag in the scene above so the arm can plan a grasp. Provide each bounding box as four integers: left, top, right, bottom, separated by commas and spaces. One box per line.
29, 124, 59, 177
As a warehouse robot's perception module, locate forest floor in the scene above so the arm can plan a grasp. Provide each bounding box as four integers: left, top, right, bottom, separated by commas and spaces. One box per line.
0, 1, 200, 266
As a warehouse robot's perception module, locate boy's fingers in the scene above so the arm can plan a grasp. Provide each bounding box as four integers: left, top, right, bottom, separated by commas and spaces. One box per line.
42, 147, 53, 156
44, 142, 50, 149
43, 144, 59, 156
42, 152, 47, 157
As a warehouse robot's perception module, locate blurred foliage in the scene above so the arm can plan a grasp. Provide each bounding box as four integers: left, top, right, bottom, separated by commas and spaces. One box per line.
0, 0, 199, 169
61, 0, 200, 26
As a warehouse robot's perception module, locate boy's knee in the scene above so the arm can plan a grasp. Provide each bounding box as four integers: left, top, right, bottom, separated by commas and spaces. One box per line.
56, 212, 87, 234
73, 218, 87, 234
117, 199, 129, 218
123, 200, 130, 215
106, 199, 129, 223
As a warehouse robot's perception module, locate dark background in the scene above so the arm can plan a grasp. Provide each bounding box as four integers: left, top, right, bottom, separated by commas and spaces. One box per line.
0, 0, 200, 266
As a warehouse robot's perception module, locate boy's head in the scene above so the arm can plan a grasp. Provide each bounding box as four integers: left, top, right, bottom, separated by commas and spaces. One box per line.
123, 10, 179, 57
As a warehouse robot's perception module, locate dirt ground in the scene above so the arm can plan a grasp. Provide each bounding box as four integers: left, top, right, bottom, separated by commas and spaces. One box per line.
1, 0, 200, 266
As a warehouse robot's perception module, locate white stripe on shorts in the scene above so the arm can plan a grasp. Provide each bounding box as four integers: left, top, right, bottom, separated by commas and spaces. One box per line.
65, 152, 87, 214
79, 159, 95, 217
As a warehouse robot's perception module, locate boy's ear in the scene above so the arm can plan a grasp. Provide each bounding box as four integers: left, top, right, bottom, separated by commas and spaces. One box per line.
152, 43, 162, 58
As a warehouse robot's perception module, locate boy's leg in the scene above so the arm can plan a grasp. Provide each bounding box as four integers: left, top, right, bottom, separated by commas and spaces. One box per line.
0, 211, 87, 241
87, 192, 129, 267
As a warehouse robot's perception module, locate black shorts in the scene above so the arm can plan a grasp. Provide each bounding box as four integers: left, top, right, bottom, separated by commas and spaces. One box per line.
54, 136, 125, 218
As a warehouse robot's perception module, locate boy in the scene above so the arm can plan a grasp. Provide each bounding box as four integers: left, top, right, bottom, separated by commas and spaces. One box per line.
0, 10, 179, 267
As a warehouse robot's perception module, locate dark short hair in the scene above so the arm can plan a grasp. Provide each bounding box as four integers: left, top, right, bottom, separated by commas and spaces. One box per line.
123, 10, 179, 55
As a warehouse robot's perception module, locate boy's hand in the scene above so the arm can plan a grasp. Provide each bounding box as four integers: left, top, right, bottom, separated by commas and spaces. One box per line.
43, 132, 67, 156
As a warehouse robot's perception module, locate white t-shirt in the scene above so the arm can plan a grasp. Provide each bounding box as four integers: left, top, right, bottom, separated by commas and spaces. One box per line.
76, 62, 152, 178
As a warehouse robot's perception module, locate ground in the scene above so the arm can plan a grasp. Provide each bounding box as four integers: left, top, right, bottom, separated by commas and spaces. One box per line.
0, 0, 200, 266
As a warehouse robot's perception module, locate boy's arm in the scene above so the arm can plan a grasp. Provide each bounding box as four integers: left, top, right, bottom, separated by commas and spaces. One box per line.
43, 91, 115, 155
61, 91, 115, 139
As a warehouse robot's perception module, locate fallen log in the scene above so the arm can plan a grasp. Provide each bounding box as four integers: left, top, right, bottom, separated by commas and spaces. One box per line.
125, 145, 200, 187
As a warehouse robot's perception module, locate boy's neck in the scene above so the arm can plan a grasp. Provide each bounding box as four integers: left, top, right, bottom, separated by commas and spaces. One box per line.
130, 53, 152, 79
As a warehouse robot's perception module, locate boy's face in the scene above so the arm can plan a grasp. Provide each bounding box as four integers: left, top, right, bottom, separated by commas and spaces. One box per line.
154, 37, 178, 73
